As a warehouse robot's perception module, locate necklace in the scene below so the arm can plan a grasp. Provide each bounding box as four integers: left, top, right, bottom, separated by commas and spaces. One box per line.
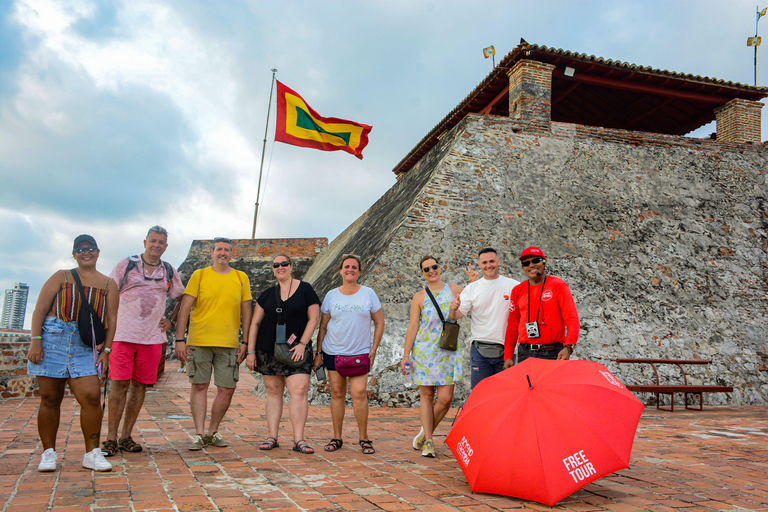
141, 255, 160, 267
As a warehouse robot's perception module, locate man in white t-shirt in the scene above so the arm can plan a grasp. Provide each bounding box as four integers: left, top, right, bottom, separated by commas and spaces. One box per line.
449, 248, 519, 389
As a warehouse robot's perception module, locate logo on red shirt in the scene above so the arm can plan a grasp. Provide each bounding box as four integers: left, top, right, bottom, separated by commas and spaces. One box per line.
542, 290, 553, 301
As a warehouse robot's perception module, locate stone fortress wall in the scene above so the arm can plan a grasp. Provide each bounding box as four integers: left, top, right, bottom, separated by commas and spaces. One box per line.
300, 114, 768, 407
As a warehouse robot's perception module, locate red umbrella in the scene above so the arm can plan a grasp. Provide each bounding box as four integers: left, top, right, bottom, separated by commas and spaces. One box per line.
446, 358, 644, 506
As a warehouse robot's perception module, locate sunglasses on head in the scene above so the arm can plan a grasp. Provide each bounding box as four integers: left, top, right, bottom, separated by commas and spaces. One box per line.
422, 264, 439, 273
74, 247, 99, 254
272, 261, 290, 268
521, 257, 544, 267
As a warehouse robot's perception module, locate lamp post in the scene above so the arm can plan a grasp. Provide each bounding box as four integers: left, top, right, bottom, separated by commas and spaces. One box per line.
747, 6, 767, 86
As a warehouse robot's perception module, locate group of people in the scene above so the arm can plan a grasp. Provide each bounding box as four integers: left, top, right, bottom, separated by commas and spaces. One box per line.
27, 228, 579, 471
401, 247, 580, 457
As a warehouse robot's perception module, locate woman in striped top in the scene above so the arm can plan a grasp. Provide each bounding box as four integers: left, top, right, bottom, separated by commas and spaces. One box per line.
27, 234, 119, 473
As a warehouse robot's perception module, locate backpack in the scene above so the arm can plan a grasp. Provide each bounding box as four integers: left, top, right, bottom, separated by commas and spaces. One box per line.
122, 255, 174, 291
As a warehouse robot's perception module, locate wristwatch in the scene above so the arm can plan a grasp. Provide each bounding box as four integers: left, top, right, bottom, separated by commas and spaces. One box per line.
102, 347, 112, 354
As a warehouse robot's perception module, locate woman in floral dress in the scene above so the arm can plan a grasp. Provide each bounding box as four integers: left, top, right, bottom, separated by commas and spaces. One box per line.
401, 255, 463, 457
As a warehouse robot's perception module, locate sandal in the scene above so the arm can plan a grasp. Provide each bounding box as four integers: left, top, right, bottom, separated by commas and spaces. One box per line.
259, 437, 279, 450
101, 439, 118, 457
292, 440, 314, 454
118, 436, 143, 453
359, 439, 375, 455
324, 439, 343, 452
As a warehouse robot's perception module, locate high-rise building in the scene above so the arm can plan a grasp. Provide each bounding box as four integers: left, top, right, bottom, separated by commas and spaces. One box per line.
1, 283, 29, 330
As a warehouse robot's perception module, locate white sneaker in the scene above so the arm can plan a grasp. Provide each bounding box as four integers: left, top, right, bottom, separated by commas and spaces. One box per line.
421, 439, 436, 458
83, 447, 112, 472
412, 427, 426, 450
38, 448, 57, 472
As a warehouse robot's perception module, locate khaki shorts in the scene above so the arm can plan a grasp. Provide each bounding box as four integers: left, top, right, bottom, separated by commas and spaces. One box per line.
187, 346, 240, 389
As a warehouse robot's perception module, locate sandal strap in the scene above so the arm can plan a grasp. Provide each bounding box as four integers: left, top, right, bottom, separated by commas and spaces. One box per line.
259, 437, 278, 448
294, 440, 314, 453
324, 438, 343, 451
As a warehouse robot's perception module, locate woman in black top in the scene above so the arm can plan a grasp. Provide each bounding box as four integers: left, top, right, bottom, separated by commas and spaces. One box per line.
246, 254, 320, 454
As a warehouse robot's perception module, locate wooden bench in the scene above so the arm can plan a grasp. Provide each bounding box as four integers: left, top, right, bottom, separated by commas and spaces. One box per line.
614, 358, 733, 411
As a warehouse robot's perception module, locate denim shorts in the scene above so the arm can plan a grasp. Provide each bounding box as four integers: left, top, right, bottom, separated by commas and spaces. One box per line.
27, 316, 98, 379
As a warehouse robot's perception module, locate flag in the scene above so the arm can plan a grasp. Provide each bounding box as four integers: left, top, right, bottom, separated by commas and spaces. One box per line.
275, 80, 372, 160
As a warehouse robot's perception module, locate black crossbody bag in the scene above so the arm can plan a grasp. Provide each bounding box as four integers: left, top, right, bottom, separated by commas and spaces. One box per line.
70, 269, 106, 348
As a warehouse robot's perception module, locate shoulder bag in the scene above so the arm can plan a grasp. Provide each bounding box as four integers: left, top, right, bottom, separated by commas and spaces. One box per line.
425, 286, 460, 352
272, 284, 311, 368
70, 269, 107, 348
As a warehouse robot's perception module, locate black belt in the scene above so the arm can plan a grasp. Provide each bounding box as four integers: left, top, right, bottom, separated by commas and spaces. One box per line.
521, 342, 563, 352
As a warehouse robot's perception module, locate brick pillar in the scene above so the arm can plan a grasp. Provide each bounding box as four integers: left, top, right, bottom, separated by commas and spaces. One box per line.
714, 99, 764, 143
507, 60, 555, 132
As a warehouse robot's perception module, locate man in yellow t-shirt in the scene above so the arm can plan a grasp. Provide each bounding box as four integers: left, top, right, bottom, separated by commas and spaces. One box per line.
175, 238, 252, 450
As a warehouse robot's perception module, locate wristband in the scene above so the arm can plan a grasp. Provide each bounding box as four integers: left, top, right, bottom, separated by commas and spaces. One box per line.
31, 336, 42, 340
247, 351, 256, 355
239, 341, 247, 345
176, 339, 186, 343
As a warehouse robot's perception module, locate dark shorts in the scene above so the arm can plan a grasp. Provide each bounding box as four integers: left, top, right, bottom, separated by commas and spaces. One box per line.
322, 352, 337, 371
256, 348, 313, 377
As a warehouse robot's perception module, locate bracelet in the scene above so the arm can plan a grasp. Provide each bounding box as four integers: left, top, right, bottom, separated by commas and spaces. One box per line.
31, 336, 42, 340
247, 351, 256, 355
176, 339, 186, 343
239, 341, 247, 345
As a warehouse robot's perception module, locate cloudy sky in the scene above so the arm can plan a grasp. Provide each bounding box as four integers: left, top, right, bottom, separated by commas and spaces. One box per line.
2, 0, 767, 328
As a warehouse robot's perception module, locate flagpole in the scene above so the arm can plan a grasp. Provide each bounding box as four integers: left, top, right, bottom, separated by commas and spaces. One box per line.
252, 68, 278, 239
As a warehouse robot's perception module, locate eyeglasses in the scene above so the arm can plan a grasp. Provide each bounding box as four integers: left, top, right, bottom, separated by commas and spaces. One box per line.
74, 247, 99, 254
213, 237, 231, 244
272, 261, 291, 268
521, 257, 544, 267
422, 264, 439, 273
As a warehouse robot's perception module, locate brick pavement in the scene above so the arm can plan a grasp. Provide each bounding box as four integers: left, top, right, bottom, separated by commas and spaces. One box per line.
1, 363, 766, 512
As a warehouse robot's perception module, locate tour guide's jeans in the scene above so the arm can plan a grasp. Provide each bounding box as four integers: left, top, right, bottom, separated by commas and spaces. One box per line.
469, 343, 505, 389
517, 342, 563, 364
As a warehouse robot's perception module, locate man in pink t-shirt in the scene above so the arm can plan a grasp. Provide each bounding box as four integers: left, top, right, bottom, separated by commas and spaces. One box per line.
102, 226, 185, 457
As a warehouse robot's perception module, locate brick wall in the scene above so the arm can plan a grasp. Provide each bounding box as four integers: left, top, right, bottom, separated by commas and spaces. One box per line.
715, 98, 764, 143
507, 59, 554, 133
0, 335, 38, 398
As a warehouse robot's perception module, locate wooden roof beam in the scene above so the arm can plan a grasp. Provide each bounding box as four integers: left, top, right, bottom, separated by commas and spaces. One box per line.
479, 85, 511, 115
553, 69, 730, 104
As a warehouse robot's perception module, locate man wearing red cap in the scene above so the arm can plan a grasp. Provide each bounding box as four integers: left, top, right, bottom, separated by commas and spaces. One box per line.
503, 247, 579, 367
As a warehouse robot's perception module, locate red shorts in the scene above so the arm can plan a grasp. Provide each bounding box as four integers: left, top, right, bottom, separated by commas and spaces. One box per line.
108, 341, 163, 384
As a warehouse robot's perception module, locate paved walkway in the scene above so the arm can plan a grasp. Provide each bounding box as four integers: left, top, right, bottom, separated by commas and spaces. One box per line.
1, 363, 766, 512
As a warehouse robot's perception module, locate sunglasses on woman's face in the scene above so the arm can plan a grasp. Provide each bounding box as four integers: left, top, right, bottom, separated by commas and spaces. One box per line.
521, 257, 544, 267
272, 261, 291, 268
422, 264, 439, 273
74, 247, 99, 254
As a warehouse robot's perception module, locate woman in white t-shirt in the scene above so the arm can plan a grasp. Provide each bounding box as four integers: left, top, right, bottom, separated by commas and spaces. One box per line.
314, 255, 384, 455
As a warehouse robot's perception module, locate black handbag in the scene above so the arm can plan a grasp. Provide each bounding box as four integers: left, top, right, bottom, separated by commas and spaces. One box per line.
70, 269, 106, 348
272, 284, 311, 368
425, 286, 460, 351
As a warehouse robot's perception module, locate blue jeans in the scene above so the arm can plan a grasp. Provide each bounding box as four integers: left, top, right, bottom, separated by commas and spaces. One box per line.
470, 343, 505, 389
517, 343, 562, 364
